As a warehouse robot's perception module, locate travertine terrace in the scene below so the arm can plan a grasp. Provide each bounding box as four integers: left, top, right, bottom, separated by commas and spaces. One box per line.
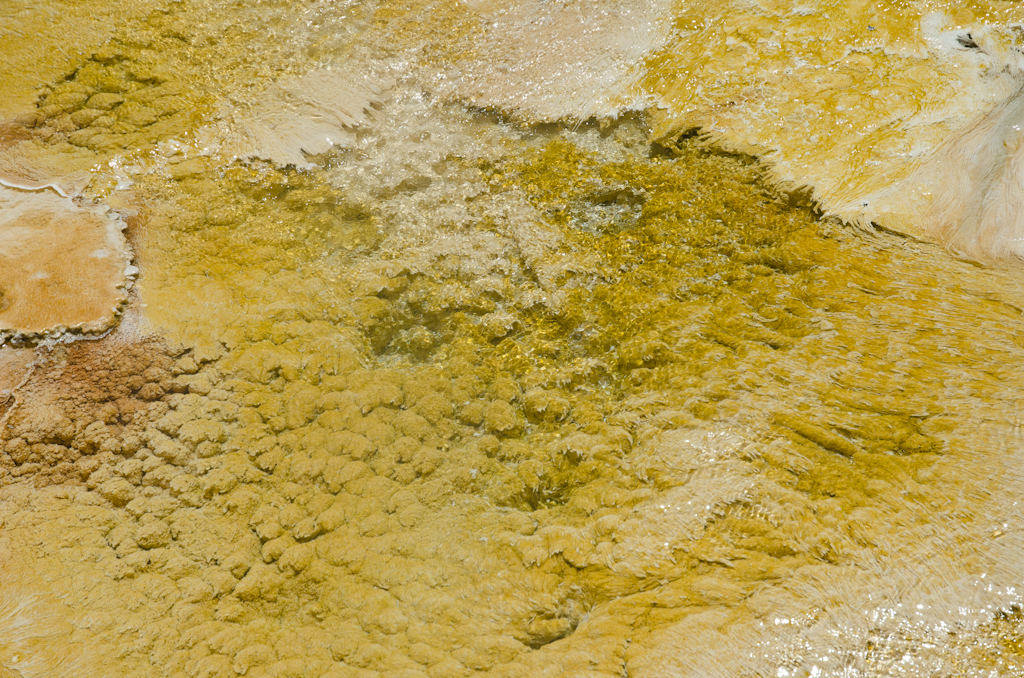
2, 1, 1024, 677
0, 184, 133, 343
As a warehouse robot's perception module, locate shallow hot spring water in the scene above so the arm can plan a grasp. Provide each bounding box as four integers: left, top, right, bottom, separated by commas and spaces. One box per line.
1, 1, 1024, 677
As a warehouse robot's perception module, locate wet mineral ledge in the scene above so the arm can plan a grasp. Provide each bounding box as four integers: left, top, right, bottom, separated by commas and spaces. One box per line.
0, 183, 134, 343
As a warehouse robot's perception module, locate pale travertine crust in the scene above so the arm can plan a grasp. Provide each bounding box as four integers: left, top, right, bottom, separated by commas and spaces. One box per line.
197, 71, 381, 169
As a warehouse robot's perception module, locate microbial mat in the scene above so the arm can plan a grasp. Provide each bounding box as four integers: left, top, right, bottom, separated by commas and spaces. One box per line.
1, 1, 1024, 677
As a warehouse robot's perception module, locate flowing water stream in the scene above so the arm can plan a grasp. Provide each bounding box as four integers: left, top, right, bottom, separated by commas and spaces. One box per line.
2, 1, 1024, 677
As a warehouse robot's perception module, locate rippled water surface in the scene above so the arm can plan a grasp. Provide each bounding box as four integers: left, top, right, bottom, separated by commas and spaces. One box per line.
2, 1, 1024, 677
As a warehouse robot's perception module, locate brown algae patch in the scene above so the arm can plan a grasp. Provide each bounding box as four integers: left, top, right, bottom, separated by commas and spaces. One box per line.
0, 333, 188, 488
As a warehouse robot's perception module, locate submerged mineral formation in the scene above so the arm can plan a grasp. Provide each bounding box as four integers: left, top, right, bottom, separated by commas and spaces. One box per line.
0, 184, 133, 343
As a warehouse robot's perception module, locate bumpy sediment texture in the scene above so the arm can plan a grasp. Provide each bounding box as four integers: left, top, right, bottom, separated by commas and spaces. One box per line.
0, 0, 166, 121
2, 1, 1024, 677
9, 0, 1024, 259
3, 101, 1024, 676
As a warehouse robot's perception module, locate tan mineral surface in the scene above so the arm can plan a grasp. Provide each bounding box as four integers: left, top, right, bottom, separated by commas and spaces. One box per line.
1, 1, 1024, 678
0, 185, 132, 342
